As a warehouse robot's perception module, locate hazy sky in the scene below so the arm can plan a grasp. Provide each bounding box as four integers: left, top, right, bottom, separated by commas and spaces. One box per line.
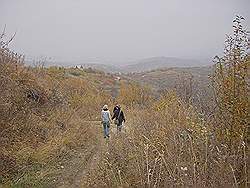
0, 0, 249, 64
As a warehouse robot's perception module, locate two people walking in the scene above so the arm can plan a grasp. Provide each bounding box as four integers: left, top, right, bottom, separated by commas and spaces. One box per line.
101, 104, 125, 138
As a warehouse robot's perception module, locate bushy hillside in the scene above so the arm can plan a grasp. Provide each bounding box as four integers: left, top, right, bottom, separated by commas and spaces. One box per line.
0, 38, 116, 186
121, 57, 210, 73
124, 66, 213, 112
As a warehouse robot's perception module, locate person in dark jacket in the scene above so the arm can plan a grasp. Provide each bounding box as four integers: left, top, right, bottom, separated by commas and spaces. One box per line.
112, 105, 125, 132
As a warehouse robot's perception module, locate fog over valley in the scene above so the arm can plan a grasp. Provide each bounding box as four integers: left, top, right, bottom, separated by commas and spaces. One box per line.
1, 0, 249, 69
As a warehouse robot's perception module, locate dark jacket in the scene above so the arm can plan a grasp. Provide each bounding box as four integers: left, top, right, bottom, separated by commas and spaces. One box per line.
112, 108, 125, 124
113, 106, 119, 114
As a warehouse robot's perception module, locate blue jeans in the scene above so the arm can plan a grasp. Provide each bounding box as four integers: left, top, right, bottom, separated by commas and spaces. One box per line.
103, 121, 110, 138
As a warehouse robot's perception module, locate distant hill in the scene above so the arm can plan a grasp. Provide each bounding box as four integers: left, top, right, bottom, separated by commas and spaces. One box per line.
124, 66, 212, 90
121, 57, 210, 73
123, 66, 213, 110
25, 60, 122, 73
25, 56, 211, 74
75, 63, 122, 73
73, 57, 210, 73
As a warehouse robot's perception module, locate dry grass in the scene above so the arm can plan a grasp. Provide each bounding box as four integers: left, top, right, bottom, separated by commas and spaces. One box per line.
85, 91, 248, 187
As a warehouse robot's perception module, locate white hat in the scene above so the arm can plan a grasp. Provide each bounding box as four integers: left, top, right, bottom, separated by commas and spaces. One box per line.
103, 104, 108, 110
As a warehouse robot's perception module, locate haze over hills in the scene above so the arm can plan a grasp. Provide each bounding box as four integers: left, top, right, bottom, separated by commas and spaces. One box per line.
26, 56, 211, 73
120, 56, 211, 73
77, 57, 211, 73
25, 59, 122, 73
75, 63, 122, 73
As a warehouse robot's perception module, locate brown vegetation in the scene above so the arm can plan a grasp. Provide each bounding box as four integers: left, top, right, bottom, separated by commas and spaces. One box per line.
84, 16, 249, 188
0, 31, 112, 186
0, 16, 249, 187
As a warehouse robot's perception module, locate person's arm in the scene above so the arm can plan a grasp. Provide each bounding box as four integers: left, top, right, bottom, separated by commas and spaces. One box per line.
121, 111, 125, 122
108, 111, 112, 122
112, 110, 116, 120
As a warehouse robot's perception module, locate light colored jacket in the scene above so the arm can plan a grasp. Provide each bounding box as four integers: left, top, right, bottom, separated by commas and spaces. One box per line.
101, 109, 111, 123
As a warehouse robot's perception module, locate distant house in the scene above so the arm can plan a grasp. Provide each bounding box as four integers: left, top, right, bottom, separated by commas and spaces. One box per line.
75, 65, 84, 69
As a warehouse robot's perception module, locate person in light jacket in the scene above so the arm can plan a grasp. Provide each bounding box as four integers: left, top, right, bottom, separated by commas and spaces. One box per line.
101, 104, 112, 138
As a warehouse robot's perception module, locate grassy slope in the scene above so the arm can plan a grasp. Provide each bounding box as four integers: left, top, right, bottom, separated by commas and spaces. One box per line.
124, 67, 211, 92
0, 63, 118, 187
1, 62, 247, 187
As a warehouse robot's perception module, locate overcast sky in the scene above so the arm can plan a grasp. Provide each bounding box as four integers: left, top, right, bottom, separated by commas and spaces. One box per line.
0, 0, 249, 64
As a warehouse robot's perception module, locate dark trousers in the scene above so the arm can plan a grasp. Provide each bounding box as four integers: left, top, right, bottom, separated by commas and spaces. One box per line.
117, 121, 122, 132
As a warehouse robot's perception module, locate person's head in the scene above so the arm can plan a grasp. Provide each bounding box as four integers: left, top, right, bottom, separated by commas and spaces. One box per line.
103, 104, 108, 110
115, 104, 121, 109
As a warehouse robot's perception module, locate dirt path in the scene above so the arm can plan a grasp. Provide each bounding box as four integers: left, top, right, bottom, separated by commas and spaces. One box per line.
55, 121, 118, 188
52, 121, 100, 188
